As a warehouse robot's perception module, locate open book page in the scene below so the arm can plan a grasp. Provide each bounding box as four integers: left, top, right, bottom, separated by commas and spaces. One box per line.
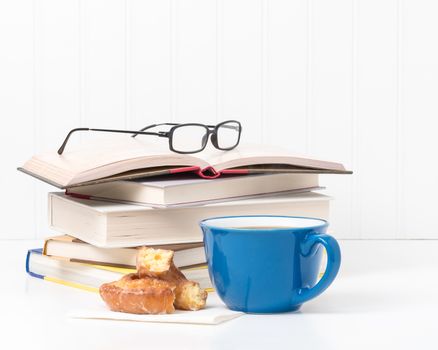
202, 144, 347, 172
21, 137, 209, 187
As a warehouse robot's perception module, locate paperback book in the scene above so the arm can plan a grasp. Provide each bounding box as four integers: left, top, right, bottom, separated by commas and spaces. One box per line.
48, 191, 330, 247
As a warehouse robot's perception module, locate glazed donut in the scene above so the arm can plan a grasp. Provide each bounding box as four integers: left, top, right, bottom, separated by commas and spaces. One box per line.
99, 273, 176, 314
100, 247, 208, 314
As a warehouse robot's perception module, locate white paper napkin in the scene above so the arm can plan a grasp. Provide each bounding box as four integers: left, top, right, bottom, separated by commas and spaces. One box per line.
68, 293, 243, 325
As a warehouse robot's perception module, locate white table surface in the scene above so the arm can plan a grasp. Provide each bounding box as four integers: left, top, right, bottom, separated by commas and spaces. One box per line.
1, 239, 438, 350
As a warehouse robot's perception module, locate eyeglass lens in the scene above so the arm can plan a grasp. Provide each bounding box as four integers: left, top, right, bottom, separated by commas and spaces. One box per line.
171, 121, 240, 153
172, 125, 209, 153
216, 121, 241, 149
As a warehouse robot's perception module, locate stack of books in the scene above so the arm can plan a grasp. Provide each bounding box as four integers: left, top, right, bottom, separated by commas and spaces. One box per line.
19, 138, 350, 293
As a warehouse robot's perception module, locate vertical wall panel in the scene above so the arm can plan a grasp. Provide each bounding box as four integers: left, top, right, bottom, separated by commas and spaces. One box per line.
265, 0, 308, 153
0, 1, 35, 238
5, 0, 438, 240
128, 0, 171, 129
402, 0, 438, 238
82, 0, 126, 128
174, 0, 217, 125
222, 0, 262, 143
355, 0, 398, 238
34, 0, 81, 238
309, 0, 354, 238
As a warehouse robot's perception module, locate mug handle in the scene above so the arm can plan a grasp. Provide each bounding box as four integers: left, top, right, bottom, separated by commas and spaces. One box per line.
295, 233, 341, 305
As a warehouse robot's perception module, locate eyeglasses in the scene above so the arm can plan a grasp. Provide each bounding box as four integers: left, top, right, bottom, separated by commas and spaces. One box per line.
57, 120, 242, 155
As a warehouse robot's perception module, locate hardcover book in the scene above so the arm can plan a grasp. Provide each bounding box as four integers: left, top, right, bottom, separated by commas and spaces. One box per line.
18, 137, 350, 188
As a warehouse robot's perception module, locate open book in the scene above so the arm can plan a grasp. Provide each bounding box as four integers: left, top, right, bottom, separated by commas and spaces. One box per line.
18, 137, 351, 188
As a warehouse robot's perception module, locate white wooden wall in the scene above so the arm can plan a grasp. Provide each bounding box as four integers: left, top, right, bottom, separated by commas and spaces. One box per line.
1, 0, 437, 239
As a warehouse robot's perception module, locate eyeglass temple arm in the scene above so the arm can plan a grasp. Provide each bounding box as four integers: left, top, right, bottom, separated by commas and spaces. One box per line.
57, 128, 89, 155
131, 123, 180, 138
57, 127, 164, 155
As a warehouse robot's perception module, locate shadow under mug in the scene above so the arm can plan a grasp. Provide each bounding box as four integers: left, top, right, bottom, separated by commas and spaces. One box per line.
200, 215, 341, 313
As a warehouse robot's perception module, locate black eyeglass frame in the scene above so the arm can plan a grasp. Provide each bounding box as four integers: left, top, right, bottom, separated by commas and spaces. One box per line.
57, 120, 242, 155
132, 120, 242, 154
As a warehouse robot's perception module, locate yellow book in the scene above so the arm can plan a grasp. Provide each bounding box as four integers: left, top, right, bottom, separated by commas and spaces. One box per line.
43, 234, 206, 269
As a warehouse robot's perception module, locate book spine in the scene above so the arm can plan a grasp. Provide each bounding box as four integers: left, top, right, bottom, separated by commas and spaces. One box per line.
42, 239, 49, 256
25, 249, 45, 280
168, 166, 201, 174
65, 190, 91, 200
198, 166, 220, 179
197, 167, 249, 179
169, 165, 225, 179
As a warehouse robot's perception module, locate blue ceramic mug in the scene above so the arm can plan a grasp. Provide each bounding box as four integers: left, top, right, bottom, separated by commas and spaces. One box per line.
200, 215, 341, 313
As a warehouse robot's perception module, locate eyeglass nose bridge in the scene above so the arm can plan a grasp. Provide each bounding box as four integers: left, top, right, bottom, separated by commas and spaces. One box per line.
207, 129, 219, 149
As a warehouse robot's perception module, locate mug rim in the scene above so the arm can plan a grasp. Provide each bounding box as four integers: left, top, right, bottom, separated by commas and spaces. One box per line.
199, 215, 328, 232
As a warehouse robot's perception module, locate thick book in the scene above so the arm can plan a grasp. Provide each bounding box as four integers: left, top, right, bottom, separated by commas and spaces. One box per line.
66, 173, 320, 207
43, 235, 206, 269
18, 138, 350, 188
48, 191, 330, 247
26, 249, 212, 292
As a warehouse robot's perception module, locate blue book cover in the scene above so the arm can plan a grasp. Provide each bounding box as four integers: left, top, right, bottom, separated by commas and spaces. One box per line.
25, 248, 44, 279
